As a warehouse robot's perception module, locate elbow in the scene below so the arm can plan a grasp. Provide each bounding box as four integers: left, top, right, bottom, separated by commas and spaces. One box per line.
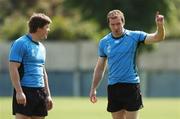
159, 34, 165, 41
155, 33, 165, 42
157, 28, 165, 41
157, 36, 165, 42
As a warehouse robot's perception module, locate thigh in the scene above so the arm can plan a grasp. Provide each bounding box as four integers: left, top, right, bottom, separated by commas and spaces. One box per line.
125, 110, 139, 119
31, 88, 48, 117
13, 87, 48, 117
107, 83, 126, 112
125, 84, 143, 111
111, 110, 126, 119
107, 83, 143, 112
13, 88, 36, 116
32, 116, 45, 119
15, 113, 31, 119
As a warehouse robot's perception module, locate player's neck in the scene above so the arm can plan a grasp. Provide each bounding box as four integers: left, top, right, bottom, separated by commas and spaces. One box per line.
29, 33, 40, 42
112, 33, 123, 38
112, 31, 125, 39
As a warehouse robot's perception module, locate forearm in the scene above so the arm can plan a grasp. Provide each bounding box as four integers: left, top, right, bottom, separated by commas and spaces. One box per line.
11, 74, 23, 93
145, 12, 165, 44
91, 66, 106, 90
43, 69, 51, 96
155, 25, 165, 41
44, 78, 51, 96
9, 63, 23, 93
91, 77, 101, 91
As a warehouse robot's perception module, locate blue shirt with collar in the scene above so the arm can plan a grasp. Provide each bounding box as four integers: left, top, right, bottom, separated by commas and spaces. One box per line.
98, 29, 147, 85
9, 34, 46, 87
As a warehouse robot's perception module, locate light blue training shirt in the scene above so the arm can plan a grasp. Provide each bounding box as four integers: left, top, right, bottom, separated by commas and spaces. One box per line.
98, 29, 147, 85
9, 34, 46, 87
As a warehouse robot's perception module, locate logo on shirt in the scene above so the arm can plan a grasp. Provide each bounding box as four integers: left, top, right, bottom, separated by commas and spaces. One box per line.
115, 40, 120, 44
31, 49, 36, 57
107, 44, 111, 53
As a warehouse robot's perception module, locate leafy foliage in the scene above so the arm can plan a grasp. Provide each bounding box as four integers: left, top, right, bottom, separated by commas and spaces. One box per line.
0, 0, 180, 42
0, 0, 101, 41
1, 13, 27, 41
65, 0, 171, 32
48, 15, 104, 41
64, 0, 180, 53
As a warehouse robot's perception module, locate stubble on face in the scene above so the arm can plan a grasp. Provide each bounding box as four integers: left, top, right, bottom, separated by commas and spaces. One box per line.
40, 24, 50, 40
109, 17, 124, 37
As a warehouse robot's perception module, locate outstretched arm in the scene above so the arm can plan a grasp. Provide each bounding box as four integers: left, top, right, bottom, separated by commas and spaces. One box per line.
144, 11, 165, 45
89, 57, 107, 103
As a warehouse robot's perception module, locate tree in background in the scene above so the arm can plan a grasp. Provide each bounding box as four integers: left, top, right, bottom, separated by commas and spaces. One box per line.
0, 0, 180, 42
64, 0, 179, 53
65, 0, 172, 31
165, 0, 180, 39
0, 0, 103, 41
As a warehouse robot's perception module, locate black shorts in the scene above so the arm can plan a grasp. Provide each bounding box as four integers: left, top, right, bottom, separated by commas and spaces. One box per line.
13, 86, 48, 117
107, 83, 143, 112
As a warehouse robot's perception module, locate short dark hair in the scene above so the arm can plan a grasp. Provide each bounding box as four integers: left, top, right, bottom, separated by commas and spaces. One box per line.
28, 13, 52, 33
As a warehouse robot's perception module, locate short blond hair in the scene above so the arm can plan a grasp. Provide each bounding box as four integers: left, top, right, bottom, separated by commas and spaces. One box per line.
107, 10, 125, 24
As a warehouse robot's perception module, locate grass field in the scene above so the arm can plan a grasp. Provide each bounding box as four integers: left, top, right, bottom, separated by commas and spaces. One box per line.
0, 97, 180, 119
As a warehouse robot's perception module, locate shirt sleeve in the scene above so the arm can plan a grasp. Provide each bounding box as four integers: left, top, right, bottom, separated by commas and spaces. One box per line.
9, 41, 25, 63
98, 40, 107, 57
138, 31, 147, 43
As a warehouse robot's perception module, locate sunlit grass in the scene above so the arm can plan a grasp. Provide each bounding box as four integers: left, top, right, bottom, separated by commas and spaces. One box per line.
0, 97, 179, 119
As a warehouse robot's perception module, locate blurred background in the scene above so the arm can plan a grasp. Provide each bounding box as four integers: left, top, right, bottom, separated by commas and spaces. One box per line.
0, 0, 180, 119
0, 0, 180, 118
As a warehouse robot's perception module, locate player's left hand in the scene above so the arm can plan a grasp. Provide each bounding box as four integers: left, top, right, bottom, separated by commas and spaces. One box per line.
47, 96, 53, 110
155, 11, 164, 26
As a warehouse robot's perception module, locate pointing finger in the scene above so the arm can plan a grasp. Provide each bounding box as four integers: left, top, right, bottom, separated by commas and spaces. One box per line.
156, 11, 159, 17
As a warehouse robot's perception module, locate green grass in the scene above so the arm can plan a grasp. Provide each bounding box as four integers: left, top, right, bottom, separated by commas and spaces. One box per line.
0, 97, 180, 119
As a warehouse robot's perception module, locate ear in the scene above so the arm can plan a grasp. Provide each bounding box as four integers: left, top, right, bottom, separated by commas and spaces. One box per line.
121, 22, 124, 27
121, 17, 125, 26
36, 27, 42, 32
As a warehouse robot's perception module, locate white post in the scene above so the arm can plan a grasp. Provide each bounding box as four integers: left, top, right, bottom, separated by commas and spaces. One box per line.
73, 42, 81, 96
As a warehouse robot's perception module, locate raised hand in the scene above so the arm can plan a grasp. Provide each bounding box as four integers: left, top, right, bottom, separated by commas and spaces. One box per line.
155, 11, 164, 26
